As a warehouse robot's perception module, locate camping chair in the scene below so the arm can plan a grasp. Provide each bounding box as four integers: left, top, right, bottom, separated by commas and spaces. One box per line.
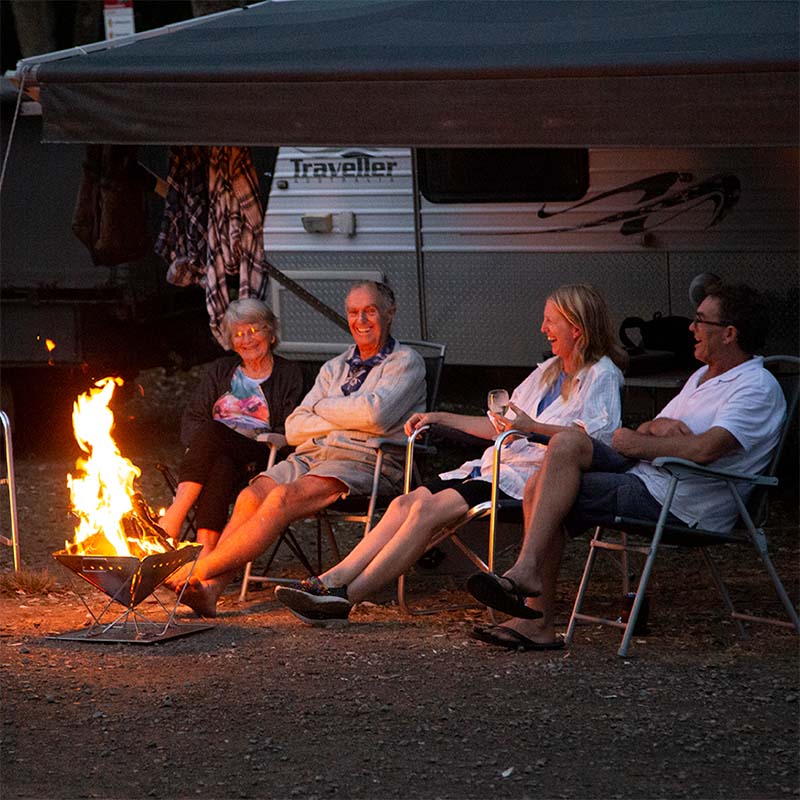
238, 340, 446, 600
155, 431, 286, 544
0, 411, 21, 572
565, 355, 800, 657
396, 424, 537, 614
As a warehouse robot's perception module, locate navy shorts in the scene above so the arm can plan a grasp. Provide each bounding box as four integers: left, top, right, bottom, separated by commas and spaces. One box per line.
563, 439, 681, 537
423, 476, 513, 508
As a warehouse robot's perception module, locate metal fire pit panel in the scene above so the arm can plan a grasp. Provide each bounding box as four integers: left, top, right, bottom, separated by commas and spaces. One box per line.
48, 620, 213, 645
53, 545, 200, 608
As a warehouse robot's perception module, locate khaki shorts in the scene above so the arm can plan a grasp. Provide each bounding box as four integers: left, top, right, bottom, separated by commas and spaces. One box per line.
256, 442, 404, 498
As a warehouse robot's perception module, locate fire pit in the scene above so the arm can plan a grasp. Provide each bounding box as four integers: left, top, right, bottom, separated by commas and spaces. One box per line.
48, 377, 213, 644
51, 532, 210, 645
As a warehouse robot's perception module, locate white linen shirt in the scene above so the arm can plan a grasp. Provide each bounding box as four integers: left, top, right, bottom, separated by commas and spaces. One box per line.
629, 357, 786, 532
439, 355, 624, 499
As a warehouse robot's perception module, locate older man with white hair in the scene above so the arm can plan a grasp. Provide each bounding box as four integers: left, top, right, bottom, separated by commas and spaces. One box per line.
170, 280, 426, 616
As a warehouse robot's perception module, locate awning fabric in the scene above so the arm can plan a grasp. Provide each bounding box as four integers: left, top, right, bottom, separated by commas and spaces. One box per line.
21, 0, 800, 147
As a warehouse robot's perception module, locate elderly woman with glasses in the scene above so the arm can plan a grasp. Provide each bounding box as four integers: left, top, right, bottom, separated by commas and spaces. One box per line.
159, 299, 303, 553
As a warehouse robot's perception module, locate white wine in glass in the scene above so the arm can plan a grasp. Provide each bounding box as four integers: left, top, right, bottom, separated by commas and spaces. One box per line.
487, 388, 510, 417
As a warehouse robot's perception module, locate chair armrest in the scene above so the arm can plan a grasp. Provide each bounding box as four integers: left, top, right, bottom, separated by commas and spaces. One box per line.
256, 432, 288, 450
365, 435, 409, 452
651, 456, 778, 487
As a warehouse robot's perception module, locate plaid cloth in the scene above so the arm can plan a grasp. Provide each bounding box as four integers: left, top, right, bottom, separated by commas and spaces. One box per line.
206, 146, 269, 344
155, 145, 209, 287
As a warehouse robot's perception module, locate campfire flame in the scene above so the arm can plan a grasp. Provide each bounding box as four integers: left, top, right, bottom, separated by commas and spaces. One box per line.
66, 377, 174, 559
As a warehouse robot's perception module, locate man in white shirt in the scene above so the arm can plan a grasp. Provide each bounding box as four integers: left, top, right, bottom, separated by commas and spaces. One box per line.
170, 281, 426, 616
467, 283, 786, 650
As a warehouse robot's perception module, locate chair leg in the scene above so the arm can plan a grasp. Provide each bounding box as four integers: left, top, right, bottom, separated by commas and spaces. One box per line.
0, 411, 20, 572
732, 493, 800, 633
317, 513, 341, 568
699, 547, 748, 639
617, 480, 679, 657
565, 526, 603, 645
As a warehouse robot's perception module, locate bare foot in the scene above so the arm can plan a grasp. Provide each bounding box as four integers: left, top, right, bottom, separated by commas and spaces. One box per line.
164, 561, 193, 591
175, 576, 219, 618
500, 617, 558, 646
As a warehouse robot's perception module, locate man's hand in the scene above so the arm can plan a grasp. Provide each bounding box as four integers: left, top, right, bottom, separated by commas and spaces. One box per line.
403, 411, 440, 437
636, 417, 693, 437
611, 427, 644, 456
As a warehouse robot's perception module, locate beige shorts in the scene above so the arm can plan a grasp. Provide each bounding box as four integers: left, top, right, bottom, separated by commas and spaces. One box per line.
256, 442, 404, 498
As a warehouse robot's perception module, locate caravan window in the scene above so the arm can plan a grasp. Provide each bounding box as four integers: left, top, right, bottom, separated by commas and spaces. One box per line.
418, 148, 588, 203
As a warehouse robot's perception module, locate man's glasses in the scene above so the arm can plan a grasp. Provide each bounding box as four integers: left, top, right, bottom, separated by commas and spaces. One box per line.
691, 316, 729, 328
232, 325, 266, 339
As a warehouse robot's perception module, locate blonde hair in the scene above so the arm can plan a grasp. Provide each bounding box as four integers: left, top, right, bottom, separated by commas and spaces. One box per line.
220, 299, 279, 350
541, 284, 627, 392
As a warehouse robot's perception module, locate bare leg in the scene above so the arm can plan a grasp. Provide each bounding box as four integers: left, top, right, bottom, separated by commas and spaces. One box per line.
500, 430, 594, 631
321, 487, 447, 588
195, 528, 221, 557
159, 481, 202, 539
499, 472, 566, 643
346, 488, 469, 603
172, 475, 347, 616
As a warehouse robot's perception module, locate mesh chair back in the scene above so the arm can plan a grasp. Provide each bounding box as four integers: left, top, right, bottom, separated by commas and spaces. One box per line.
399, 340, 446, 412
748, 355, 800, 527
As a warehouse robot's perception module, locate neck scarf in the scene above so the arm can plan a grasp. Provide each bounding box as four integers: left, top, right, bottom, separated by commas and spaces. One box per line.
341, 337, 396, 396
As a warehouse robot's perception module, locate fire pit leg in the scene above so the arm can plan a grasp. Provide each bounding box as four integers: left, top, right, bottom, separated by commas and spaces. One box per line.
49, 545, 213, 644
66, 572, 133, 632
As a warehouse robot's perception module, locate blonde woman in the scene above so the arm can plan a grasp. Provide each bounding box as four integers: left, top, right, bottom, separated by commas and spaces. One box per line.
277, 284, 626, 641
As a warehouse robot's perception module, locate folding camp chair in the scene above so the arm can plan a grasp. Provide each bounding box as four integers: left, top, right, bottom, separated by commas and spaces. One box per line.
565, 355, 800, 657
0, 411, 21, 572
396, 424, 535, 614
238, 340, 446, 600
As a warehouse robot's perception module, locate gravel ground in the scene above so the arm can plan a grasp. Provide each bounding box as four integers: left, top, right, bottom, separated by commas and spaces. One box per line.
1, 365, 798, 800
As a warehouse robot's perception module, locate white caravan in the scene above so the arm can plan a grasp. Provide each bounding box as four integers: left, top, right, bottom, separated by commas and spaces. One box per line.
263, 146, 798, 365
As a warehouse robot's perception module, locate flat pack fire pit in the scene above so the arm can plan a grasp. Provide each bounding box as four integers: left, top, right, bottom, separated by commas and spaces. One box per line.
51, 536, 211, 645
49, 376, 214, 644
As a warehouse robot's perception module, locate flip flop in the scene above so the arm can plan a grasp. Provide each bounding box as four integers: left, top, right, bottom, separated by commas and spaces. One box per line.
471, 624, 564, 651
465, 572, 543, 619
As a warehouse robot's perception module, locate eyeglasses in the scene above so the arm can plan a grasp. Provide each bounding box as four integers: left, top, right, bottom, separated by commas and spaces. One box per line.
232, 325, 266, 339
691, 316, 729, 328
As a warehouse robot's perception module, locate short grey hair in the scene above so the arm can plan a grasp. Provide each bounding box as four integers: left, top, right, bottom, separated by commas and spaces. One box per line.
347, 280, 396, 312
220, 299, 279, 350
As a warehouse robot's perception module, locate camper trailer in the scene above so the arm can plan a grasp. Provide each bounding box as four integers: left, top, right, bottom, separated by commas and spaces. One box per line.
263, 146, 798, 364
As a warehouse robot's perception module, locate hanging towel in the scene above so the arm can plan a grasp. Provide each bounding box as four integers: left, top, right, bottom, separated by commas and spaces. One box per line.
155, 145, 210, 287
206, 146, 269, 344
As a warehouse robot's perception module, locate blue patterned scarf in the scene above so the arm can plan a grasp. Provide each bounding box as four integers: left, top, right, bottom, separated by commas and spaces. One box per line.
341, 337, 396, 396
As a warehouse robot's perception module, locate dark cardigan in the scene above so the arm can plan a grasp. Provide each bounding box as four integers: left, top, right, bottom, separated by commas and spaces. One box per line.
180, 354, 304, 447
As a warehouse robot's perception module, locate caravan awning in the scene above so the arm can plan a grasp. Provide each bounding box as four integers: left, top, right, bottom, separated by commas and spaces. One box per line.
19, 0, 799, 147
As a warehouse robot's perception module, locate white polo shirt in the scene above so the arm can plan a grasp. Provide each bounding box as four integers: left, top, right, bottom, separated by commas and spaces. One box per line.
630, 357, 786, 532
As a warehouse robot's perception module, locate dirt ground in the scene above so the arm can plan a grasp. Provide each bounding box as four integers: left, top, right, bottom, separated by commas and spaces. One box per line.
1, 366, 798, 800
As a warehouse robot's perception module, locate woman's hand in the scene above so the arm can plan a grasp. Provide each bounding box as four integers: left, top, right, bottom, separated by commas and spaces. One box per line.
503, 402, 537, 434
403, 411, 440, 437
489, 402, 536, 435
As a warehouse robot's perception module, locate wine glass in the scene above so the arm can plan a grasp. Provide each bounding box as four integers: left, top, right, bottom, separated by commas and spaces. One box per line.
487, 388, 510, 418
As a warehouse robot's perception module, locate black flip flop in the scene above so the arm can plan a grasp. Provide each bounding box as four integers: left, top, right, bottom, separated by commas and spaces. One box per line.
471, 624, 564, 651
465, 572, 542, 619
